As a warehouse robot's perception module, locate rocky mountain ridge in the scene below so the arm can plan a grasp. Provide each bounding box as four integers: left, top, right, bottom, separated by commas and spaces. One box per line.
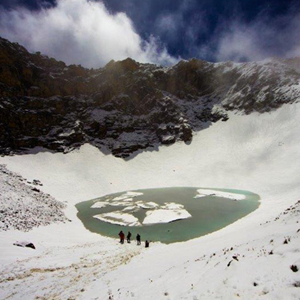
0, 37, 299, 158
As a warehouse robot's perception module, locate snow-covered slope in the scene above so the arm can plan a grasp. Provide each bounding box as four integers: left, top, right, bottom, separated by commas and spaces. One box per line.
0, 102, 299, 299
0, 165, 67, 231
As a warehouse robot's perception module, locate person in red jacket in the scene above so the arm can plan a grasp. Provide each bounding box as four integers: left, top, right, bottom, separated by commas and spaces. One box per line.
119, 231, 125, 244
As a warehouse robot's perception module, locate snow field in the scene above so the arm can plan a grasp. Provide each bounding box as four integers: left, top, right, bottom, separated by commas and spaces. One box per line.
0, 102, 300, 299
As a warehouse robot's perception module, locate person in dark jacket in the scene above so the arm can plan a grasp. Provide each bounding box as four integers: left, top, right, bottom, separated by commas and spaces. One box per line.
119, 231, 125, 244
145, 240, 150, 248
127, 231, 132, 243
136, 233, 141, 245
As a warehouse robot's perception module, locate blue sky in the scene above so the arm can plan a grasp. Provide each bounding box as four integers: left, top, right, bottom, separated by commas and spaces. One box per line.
0, 0, 298, 67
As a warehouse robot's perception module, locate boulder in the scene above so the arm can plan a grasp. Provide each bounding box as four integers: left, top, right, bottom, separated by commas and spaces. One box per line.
13, 241, 36, 249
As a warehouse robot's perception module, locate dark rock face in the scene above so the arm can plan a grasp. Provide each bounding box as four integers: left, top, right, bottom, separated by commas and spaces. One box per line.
0, 37, 299, 158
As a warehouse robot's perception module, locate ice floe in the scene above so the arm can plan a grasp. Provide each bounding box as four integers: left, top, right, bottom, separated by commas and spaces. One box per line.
143, 209, 191, 225
136, 201, 159, 209
91, 201, 109, 208
107, 202, 128, 207
93, 211, 141, 226
111, 191, 143, 202
194, 189, 246, 200
161, 202, 184, 210
125, 191, 143, 197
111, 195, 131, 201
92, 197, 190, 226
122, 205, 139, 212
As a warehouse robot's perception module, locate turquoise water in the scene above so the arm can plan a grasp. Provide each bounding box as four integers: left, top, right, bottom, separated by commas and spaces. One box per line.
76, 187, 260, 244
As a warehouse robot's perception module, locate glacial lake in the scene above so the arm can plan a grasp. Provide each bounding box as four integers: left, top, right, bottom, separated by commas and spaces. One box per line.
76, 187, 260, 244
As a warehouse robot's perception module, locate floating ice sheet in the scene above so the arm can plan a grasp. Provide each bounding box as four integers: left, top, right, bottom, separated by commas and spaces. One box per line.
194, 189, 246, 200
91, 201, 109, 208
126, 191, 143, 197
143, 209, 191, 225
161, 202, 184, 210
122, 205, 139, 212
111, 195, 131, 201
136, 201, 159, 209
111, 191, 143, 202
93, 211, 141, 226
107, 202, 128, 207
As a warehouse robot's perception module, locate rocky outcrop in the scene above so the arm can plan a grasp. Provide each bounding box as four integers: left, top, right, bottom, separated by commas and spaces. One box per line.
0, 37, 299, 158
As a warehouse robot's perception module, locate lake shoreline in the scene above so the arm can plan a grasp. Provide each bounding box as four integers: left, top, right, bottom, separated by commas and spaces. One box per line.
76, 187, 260, 244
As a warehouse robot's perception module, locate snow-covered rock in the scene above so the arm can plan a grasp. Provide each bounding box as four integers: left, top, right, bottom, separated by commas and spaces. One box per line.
13, 241, 36, 249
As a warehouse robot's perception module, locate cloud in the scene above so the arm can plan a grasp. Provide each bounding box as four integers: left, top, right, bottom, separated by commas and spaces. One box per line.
153, 0, 208, 56
0, 0, 178, 67
0, 0, 298, 65
215, 21, 272, 62
201, 7, 300, 62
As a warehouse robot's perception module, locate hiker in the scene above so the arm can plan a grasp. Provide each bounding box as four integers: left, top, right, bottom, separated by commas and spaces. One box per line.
127, 231, 132, 243
136, 233, 141, 245
119, 231, 125, 244
145, 240, 149, 248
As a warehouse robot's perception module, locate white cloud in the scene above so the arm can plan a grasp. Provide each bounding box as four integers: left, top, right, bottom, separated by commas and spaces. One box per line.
0, 0, 178, 67
215, 22, 268, 62
204, 10, 300, 62
154, 0, 207, 52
